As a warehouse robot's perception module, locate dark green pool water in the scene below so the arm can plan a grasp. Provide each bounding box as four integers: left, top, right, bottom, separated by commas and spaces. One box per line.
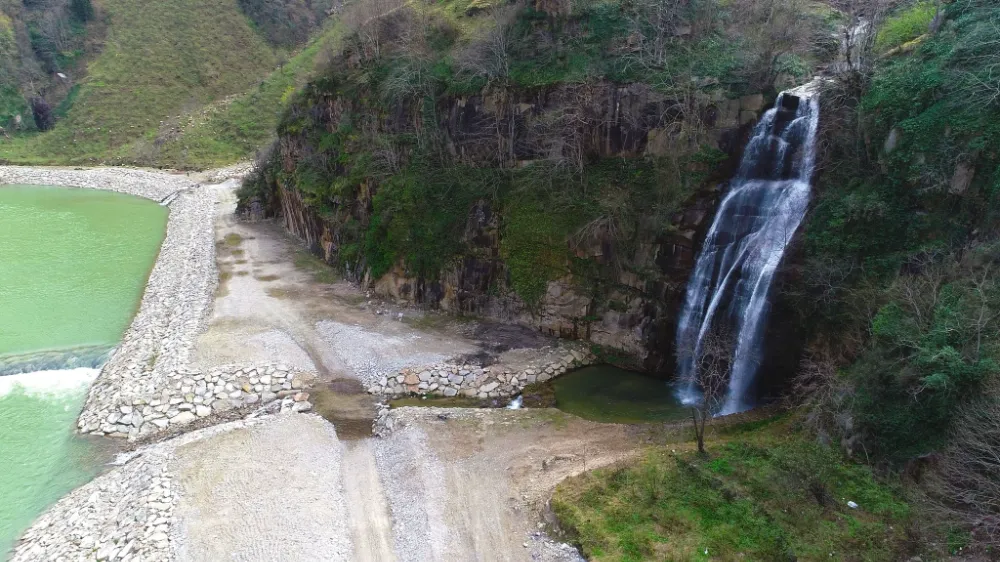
552, 365, 689, 423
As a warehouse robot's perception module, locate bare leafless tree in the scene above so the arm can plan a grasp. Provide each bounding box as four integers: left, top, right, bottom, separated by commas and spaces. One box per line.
340, 0, 407, 62
731, 0, 821, 91
681, 325, 733, 454
457, 5, 517, 84
456, 5, 519, 165
828, 0, 891, 95
925, 378, 1000, 552
620, 0, 687, 69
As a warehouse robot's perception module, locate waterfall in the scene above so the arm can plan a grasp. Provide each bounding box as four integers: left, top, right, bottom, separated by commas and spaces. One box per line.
675, 90, 820, 415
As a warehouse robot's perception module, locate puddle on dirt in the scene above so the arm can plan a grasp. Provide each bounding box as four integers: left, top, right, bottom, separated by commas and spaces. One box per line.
310, 378, 380, 440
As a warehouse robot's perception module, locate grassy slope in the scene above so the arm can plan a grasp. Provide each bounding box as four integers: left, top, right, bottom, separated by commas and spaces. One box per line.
552, 417, 913, 562
151, 25, 343, 169
0, 0, 280, 166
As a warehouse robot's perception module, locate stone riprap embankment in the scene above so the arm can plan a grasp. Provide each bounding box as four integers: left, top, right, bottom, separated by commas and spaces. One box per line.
100, 364, 316, 435
10, 444, 178, 562
369, 345, 595, 398
0, 166, 195, 201
9, 414, 283, 562
0, 167, 308, 440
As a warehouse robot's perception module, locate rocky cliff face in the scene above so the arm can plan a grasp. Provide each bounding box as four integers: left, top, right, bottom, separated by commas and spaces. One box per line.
250, 78, 770, 372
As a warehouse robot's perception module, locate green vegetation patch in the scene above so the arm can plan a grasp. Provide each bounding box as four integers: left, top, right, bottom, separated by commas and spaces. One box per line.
223, 233, 244, 247
0, 0, 279, 165
293, 249, 340, 284
552, 421, 912, 561
875, 1, 936, 53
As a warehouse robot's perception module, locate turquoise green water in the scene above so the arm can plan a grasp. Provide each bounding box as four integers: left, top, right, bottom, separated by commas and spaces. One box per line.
0, 185, 168, 555
552, 365, 690, 423
0, 185, 169, 357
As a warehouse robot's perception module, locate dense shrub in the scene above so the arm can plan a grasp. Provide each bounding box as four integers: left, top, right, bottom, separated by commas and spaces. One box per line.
237, 0, 333, 46
795, 0, 1000, 462
70, 0, 93, 23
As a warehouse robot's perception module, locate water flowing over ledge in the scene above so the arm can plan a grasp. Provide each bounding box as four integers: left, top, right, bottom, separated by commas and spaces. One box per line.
0, 344, 115, 377
675, 90, 821, 415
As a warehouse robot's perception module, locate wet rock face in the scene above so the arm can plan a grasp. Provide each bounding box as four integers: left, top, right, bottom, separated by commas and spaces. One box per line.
261, 84, 766, 373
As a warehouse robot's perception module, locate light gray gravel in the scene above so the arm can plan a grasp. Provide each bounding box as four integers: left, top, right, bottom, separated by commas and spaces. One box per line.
315, 320, 461, 386
171, 414, 352, 562
372, 426, 453, 562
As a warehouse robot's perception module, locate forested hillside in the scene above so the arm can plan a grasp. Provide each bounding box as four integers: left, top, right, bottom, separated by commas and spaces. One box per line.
790, 0, 1000, 551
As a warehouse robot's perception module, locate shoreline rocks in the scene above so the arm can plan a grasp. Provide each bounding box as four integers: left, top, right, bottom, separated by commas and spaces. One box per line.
9, 414, 282, 562
10, 447, 177, 562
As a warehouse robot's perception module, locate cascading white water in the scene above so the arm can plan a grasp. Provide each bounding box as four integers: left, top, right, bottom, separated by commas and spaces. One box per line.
676, 90, 820, 415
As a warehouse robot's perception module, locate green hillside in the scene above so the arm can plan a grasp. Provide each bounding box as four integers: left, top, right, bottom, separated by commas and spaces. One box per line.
150, 26, 343, 169
0, 0, 336, 168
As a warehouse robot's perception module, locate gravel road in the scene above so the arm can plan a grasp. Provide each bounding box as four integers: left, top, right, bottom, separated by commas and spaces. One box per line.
172, 414, 352, 561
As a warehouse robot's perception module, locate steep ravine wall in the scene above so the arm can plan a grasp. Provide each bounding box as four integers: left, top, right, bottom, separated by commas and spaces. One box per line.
251, 83, 772, 373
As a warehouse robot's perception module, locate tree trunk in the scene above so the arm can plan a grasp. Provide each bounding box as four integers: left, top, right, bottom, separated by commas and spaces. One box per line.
692, 407, 705, 454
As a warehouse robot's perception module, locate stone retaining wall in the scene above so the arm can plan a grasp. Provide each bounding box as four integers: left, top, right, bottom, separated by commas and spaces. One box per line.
87, 363, 315, 438
369, 347, 596, 399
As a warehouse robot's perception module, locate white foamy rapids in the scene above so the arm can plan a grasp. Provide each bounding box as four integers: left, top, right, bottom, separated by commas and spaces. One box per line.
0, 368, 99, 399
506, 395, 523, 410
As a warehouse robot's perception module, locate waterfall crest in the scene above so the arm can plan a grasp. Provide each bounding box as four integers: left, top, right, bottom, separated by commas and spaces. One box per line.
676, 91, 820, 415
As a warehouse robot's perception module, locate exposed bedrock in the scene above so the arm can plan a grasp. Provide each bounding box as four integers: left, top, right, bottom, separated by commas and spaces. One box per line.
251, 83, 776, 374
